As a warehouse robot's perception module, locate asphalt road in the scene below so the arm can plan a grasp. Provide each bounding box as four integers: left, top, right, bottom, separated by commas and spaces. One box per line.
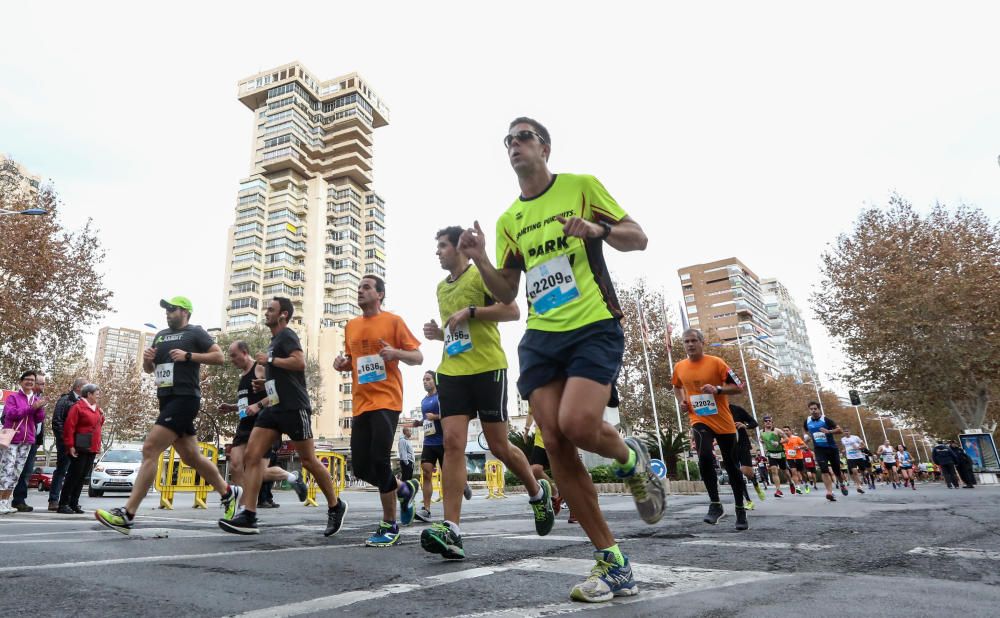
2, 480, 999, 617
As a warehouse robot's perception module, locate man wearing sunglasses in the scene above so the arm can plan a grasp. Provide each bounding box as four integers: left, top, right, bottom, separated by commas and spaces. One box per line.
457, 118, 664, 603
96, 296, 242, 534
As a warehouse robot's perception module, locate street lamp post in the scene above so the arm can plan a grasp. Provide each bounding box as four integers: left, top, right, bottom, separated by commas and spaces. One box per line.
0, 207, 47, 217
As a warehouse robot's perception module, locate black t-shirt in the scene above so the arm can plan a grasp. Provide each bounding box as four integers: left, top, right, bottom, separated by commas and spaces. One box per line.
236, 362, 267, 425
731, 405, 758, 447
152, 325, 215, 398
266, 327, 310, 412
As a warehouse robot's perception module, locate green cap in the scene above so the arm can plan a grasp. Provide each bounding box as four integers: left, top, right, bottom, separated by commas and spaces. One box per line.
160, 296, 193, 312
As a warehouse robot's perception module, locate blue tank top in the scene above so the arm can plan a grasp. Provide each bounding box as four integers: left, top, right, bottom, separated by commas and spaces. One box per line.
421, 393, 443, 447
805, 416, 838, 449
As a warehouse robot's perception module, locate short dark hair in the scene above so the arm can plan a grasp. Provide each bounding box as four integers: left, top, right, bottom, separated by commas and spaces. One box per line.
509, 117, 551, 146
274, 297, 294, 322
235, 340, 250, 355
19, 370, 36, 382
364, 275, 386, 303
436, 226, 463, 248
424, 370, 436, 379
808, 401, 821, 409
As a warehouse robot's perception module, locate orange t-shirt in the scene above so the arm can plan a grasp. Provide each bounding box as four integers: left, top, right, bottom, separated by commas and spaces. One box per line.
344, 311, 421, 416
785, 435, 806, 459
671, 355, 739, 435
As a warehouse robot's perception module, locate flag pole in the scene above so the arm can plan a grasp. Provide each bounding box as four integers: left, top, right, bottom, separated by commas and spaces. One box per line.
637, 301, 666, 473
663, 296, 690, 481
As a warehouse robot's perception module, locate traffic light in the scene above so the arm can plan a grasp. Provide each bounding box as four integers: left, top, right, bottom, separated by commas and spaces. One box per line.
849, 389, 862, 406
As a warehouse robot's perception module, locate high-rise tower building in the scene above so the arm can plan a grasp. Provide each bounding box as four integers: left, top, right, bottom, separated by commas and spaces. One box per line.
677, 257, 779, 376
221, 62, 390, 441
761, 278, 817, 379
93, 327, 155, 372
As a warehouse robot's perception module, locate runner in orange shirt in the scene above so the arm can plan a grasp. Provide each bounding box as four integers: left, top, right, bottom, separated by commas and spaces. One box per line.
672, 328, 749, 531
782, 427, 808, 494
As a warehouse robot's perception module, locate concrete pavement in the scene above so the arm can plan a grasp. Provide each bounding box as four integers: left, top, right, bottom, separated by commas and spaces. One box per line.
1, 481, 998, 616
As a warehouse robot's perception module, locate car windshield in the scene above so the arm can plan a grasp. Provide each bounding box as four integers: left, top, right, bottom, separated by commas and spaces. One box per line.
41, 467, 56, 474
100, 450, 143, 463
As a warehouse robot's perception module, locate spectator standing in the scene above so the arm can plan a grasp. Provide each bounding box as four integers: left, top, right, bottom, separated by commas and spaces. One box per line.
12, 373, 47, 512
398, 427, 415, 482
950, 440, 976, 489
59, 384, 104, 514
931, 440, 960, 488
1, 371, 47, 514
49, 378, 86, 510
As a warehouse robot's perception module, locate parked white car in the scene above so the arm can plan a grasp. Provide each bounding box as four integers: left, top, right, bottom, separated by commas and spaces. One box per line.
89, 447, 143, 497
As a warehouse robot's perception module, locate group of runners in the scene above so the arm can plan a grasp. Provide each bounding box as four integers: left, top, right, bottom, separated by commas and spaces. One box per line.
93, 117, 672, 603
89, 116, 948, 604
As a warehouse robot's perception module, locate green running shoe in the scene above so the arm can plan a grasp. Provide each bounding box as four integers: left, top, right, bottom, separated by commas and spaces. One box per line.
803, 485, 811, 494
94, 507, 133, 535
221, 485, 244, 521
616, 437, 667, 524
420, 522, 465, 560
530, 479, 555, 536
744, 498, 755, 511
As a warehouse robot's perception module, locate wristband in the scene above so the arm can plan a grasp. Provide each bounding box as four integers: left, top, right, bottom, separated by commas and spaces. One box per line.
468, 305, 477, 319
598, 221, 613, 240
185, 351, 192, 362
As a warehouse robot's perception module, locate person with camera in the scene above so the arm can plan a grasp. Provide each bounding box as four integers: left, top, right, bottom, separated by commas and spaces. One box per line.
59, 384, 105, 514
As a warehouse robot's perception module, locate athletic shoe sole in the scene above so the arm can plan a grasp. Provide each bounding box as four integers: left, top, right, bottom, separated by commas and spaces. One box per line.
420, 531, 465, 560
94, 512, 132, 536
218, 519, 260, 535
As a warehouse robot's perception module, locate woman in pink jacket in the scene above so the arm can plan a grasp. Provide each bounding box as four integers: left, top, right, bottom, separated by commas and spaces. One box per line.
59, 384, 105, 514
1, 371, 47, 514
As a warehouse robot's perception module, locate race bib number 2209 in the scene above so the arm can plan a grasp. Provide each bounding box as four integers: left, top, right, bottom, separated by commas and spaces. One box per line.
526, 255, 579, 314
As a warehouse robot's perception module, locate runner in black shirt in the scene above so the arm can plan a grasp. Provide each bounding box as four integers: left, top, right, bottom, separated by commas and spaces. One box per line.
219, 297, 347, 536
217, 340, 308, 501
95, 296, 242, 534
731, 405, 766, 508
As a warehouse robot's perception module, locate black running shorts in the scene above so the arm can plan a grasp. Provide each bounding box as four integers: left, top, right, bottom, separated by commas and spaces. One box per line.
155, 396, 200, 437
254, 407, 313, 442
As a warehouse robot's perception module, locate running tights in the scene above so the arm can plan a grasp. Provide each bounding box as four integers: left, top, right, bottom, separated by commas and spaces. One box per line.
692, 424, 746, 508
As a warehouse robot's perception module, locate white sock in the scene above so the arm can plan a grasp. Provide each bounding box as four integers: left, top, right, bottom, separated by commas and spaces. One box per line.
286, 472, 296, 482
529, 488, 545, 502
444, 520, 461, 536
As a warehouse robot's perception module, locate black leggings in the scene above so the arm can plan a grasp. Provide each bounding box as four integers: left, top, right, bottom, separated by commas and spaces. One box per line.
692, 424, 746, 508
350, 409, 400, 494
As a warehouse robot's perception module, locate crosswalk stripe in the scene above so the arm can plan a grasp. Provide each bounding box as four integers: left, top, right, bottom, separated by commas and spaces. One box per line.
909, 547, 1000, 560
683, 540, 833, 551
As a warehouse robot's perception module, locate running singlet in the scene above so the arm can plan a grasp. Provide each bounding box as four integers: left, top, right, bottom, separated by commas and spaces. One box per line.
762, 431, 784, 454
344, 311, 421, 416
671, 355, 742, 435
785, 435, 806, 459
236, 362, 266, 420
804, 416, 839, 449
496, 174, 627, 333
880, 448, 897, 463
421, 392, 443, 447
436, 265, 507, 376
899, 451, 912, 467
842, 435, 865, 460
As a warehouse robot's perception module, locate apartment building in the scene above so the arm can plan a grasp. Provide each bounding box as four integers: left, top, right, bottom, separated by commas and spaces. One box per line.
93, 327, 155, 372
761, 278, 817, 379
220, 62, 390, 441
677, 258, 779, 376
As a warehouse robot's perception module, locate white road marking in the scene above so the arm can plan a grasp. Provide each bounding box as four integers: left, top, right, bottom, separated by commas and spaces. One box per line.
683, 539, 833, 551
0, 544, 344, 574
908, 546, 1000, 560
507, 535, 595, 542
232, 556, 781, 617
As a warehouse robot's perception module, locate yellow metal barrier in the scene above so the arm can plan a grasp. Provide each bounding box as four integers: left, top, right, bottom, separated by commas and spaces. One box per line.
154, 442, 218, 509
419, 465, 443, 503
302, 451, 347, 507
485, 460, 506, 499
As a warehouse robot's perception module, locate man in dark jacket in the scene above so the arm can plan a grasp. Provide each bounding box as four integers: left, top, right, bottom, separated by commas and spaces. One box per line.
950, 440, 976, 488
932, 440, 960, 488
48, 379, 86, 510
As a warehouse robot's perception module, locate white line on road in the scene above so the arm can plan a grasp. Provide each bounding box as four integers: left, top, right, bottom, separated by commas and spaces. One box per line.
506, 535, 595, 542
908, 546, 1000, 560
682, 540, 833, 551
0, 544, 344, 574
231, 556, 781, 617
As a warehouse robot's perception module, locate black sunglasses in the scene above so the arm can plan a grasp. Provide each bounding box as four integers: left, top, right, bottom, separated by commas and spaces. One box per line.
504, 130, 546, 149
164, 305, 181, 313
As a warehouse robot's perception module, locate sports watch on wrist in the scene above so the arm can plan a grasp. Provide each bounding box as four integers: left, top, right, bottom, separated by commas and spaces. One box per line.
185, 352, 192, 362
468, 305, 477, 319
598, 221, 613, 240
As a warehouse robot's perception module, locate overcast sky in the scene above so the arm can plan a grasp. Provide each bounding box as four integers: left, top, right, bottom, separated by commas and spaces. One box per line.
3, 2, 999, 412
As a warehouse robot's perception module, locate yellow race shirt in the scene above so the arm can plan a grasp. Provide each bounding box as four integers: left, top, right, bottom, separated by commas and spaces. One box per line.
496, 173, 628, 332
436, 265, 508, 376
